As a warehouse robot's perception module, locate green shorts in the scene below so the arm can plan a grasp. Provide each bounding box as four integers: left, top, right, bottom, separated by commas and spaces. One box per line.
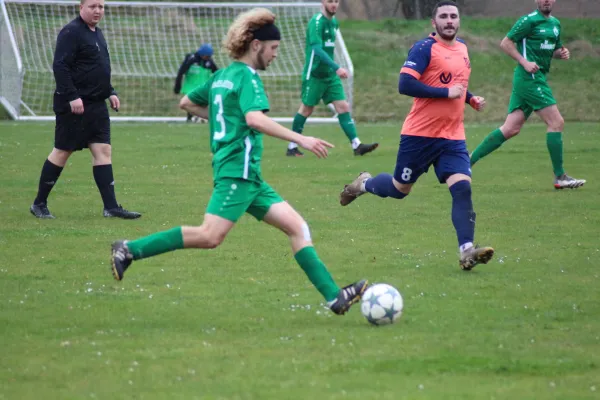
508, 73, 557, 119
301, 74, 346, 107
206, 178, 284, 223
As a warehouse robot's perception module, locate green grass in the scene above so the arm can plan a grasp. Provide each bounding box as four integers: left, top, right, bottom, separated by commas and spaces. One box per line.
1, 121, 599, 399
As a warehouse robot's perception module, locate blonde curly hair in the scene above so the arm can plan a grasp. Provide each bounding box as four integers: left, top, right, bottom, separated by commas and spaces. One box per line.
223, 8, 276, 60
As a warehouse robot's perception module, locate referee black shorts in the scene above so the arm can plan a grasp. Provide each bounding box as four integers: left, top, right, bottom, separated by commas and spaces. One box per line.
54, 100, 111, 151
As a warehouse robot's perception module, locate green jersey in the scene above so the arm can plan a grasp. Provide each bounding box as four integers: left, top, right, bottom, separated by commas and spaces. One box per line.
182, 64, 212, 94
190, 61, 270, 183
506, 9, 563, 77
303, 12, 339, 79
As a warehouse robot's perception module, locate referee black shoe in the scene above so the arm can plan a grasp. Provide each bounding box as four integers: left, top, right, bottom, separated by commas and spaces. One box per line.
103, 205, 141, 219
328, 279, 369, 315
30, 203, 55, 219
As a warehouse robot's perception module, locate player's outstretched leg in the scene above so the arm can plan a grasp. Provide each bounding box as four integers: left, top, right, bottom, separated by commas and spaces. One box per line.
340, 172, 407, 206
263, 201, 367, 315
448, 179, 494, 270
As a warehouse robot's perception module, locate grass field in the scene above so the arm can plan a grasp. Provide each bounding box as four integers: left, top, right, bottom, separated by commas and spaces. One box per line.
0, 121, 599, 399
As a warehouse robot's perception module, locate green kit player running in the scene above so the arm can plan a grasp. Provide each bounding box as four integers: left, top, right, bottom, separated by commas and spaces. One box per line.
470, 0, 585, 189
110, 8, 368, 316
286, 0, 378, 157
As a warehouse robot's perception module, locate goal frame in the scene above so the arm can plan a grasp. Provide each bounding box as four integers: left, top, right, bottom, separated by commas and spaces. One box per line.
1, 0, 354, 123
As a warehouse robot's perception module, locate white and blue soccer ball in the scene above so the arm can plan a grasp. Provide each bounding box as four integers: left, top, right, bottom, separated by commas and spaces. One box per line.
360, 283, 403, 326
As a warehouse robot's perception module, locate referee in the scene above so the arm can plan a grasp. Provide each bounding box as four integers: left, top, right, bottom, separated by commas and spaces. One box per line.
30, 0, 140, 219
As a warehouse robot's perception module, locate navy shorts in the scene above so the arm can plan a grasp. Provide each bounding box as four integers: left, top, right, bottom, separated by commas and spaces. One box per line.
54, 100, 111, 151
393, 135, 471, 184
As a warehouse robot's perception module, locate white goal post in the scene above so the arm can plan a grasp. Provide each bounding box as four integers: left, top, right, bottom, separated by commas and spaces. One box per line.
0, 0, 354, 122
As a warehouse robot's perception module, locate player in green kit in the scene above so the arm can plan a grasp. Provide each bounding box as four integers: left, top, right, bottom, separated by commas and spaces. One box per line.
470, 0, 585, 189
286, 0, 378, 157
110, 8, 368, 316
174, 44, 218, 122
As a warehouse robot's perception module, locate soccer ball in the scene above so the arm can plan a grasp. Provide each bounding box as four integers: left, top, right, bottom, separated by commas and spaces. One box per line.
360, 283, 403, 326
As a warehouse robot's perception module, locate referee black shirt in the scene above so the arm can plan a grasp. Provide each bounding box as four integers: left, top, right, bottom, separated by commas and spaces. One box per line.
53, 16, 116, 110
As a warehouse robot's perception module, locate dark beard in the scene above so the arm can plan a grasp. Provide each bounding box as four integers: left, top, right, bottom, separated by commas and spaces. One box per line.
538, 5, 552, 16
436, 26, 457, 41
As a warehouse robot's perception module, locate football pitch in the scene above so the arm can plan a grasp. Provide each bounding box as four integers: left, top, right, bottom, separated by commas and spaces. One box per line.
1, 121, 599, 399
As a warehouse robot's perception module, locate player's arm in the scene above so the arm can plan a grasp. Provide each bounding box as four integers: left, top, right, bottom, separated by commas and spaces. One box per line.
52, 27, 79, 102
174, 54, 194, 94
502, 16, 539, 73
311, 45, 340, 71
179, 77, 211, 119
465, 90, 486, 111
246, 112, 332, 159
306, 18, 344, 76
239, 73, 332, 158
398, 74, 448, 98
553, 31, 569, 60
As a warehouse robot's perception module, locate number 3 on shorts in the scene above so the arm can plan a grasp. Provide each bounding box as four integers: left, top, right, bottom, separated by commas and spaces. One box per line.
401, 167, 412, 181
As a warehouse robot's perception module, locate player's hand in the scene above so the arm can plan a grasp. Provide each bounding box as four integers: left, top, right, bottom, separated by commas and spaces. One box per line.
448, 84, 465, 99
522, 61, 540, 74
298, 136, 334, 159
109, 95, 120, 112
69, 98, 84, 114
559, 47, 570, 60
470, 96, 486, 112
336, 68, 349, 79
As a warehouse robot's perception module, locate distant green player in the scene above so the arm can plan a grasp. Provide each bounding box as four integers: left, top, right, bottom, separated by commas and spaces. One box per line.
110, 8, 367, 316
174, 44, 219, 122
470, 0, 585, 189
286, 0, 378, 157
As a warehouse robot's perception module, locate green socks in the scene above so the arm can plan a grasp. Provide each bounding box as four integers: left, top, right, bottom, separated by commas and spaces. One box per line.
546, 132, 565, 177
126, 227, 185, 260
338, 112, 358, 142
470, 128, 507, 166
294, 246, 340, 301
292, 113, 307, 134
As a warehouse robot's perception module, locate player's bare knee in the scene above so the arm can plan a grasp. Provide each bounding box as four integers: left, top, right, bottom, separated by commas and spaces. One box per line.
179, 96, 192, 110
295, 221, 312, 243
299, 104, 314, 117
334, 101, 350, 114
550, 116, 565, 132
501, 125, 520, 138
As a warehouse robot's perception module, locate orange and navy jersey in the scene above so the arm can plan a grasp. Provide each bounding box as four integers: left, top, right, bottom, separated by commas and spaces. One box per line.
400, 33, 471, 140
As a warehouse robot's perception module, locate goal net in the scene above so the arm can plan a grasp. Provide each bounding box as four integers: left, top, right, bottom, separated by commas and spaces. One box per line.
1, 0, 354, 122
